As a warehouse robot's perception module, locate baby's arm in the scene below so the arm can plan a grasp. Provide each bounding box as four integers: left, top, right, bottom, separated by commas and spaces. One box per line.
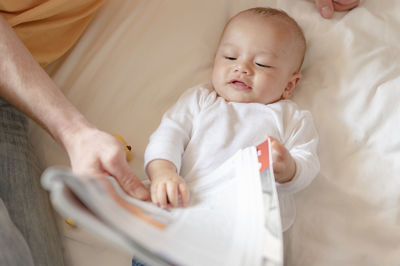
272, 105, 320, 194
147, 159, 190, 209
269, 136, 296, 183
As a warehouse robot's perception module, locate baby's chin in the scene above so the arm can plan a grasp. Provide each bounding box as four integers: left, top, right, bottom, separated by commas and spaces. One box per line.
224, 94, 278, 105
217, 92, 257, 104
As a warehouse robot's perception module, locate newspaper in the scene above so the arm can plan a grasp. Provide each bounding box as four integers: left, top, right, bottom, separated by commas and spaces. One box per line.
41, 139, 283, 266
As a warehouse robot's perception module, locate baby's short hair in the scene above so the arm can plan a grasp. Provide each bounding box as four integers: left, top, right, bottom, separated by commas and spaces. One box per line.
231, 7, 306, 71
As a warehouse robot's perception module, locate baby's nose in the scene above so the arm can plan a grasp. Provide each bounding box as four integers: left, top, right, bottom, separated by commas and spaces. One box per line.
234, 63, 251, 74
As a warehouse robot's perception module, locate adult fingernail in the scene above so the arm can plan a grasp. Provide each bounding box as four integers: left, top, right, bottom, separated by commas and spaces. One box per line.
132, 186, 149, 199
322, 6, 333, 18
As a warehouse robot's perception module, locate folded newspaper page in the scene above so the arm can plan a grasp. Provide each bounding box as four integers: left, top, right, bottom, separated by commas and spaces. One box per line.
41, 139, 283, 266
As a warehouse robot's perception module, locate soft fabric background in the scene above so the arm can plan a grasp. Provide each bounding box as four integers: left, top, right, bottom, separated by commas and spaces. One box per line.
30, 0, 400, 265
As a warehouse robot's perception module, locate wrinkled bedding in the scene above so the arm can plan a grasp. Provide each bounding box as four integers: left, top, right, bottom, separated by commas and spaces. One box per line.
31, 0, 400, 265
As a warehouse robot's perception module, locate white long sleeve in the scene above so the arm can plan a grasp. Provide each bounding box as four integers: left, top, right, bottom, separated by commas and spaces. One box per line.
144, 83, 319, 230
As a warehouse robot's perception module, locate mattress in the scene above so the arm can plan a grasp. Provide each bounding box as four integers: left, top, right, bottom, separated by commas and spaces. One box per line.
30, 0, 400, 265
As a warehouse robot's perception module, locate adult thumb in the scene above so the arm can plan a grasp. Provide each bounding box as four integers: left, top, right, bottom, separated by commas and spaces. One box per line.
315, 0, 334, 18
107, 160, 150, 200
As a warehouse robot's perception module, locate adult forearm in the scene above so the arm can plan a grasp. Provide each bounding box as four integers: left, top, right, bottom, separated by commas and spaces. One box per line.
0, 16, 150, 200
0, 16, 92, 149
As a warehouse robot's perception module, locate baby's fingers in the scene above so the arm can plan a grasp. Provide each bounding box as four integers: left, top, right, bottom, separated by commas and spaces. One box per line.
150, 183, 158, 204
156, 183, 168, 209
268, 136, 286, 163
150, 183, 163, 206
166, 182, 179, 207
179, 183, 190, 207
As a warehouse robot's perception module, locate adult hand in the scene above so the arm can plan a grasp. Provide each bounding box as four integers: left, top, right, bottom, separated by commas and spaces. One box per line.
1, 16, 149, 201
63, 126, 150, 200
314, 0, 360, 19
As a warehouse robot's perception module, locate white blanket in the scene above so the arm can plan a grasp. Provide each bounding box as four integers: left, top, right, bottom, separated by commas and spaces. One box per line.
31, 0, 400, 265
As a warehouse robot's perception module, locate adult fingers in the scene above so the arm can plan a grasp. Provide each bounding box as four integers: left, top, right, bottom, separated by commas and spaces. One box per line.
333, 0, 360, 11
104, 152, 150, 200
315, 0, 335, 18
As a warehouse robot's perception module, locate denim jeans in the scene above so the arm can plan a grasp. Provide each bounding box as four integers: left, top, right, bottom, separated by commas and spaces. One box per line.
0, 199, 34, 265
0, 98, 65, 266
132, 257, 147, 266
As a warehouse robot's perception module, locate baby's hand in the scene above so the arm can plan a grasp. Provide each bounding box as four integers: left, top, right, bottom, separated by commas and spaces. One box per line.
268, 136, 296, 183
150, 172, 190, 209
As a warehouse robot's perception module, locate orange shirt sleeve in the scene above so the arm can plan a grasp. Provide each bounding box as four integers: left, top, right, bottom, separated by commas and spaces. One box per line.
0, 0, 105, 66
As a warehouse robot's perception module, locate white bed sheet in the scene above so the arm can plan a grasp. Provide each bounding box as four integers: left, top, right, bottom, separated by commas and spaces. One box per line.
31, 0, 400, 265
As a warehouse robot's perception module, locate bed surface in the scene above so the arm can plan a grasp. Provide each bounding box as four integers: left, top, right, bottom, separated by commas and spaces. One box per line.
31, 0, 400, 265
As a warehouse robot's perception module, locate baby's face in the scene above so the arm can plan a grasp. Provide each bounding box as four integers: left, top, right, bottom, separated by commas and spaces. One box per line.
212, 13, 301, 104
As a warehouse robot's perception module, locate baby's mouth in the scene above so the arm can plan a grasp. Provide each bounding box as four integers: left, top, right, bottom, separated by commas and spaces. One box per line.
230, 80, 251, 90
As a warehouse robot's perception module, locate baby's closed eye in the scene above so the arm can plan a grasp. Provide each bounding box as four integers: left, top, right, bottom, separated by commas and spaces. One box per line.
255, 62, 271, 68
224, 56, 237, 60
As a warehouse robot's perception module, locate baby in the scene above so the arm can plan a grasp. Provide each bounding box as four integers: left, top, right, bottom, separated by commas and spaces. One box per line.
144, 7, 319, 231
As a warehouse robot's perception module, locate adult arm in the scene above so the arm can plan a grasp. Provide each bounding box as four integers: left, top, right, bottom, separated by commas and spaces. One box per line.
0, 16, 149, 200
314, 0, 360, 18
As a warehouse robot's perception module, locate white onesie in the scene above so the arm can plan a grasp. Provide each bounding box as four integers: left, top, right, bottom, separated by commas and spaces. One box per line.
145, 83, 320, 231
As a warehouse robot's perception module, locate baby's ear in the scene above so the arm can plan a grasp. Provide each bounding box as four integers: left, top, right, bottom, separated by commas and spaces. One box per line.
282, 72, 302, 99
